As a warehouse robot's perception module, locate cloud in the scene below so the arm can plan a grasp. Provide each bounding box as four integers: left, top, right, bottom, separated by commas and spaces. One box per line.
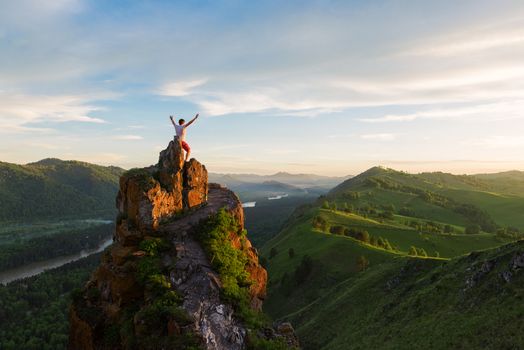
157, 79, 208, 97
401, 20, 524, 57
112, 135, 143, 141
359, 100, 524, 123
0, 92, 107, 134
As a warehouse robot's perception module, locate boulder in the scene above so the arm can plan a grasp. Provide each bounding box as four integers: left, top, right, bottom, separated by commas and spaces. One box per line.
183, 159, 208, 208
116, 141, 208, 232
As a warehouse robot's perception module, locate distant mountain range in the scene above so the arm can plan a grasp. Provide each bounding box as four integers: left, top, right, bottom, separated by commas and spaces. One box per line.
0, 158, 124, 222
209, 172, 352, 200
209, 171, 351, 189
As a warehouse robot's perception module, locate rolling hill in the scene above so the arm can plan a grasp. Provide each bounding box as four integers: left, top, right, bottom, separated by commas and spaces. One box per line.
0, 159, 124, 222
262, 166, 524, 349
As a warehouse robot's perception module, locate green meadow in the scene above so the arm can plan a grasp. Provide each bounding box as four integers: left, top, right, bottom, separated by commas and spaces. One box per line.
262, 167, 524, 349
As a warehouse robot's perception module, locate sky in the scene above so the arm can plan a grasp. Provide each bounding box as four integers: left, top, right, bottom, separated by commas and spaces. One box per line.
1, 0, 523, 176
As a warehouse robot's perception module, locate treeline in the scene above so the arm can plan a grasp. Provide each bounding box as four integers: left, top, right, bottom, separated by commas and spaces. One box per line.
322, 200, 395, 221
312, 216, 398, 252
0, 224, 113, 271
363, 176, 499, 232
0, 254, 100, 350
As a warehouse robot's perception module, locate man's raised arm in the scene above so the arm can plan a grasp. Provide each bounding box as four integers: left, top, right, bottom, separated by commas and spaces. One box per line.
169, 115, 177, 127
185, 113, 199, 127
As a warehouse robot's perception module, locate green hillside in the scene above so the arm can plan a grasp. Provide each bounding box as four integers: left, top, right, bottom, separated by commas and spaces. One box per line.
0, 159, 124, 222
262, 166, 524, 349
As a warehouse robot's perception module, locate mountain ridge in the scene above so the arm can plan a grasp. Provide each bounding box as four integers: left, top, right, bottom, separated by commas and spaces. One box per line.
0, 159, 125, 222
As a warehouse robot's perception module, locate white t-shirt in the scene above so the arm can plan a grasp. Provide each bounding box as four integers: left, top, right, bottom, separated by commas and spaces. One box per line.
174, 124, 187, 142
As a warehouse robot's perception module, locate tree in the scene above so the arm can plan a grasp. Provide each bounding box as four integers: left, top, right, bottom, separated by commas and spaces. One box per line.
322, 201, 330, 209
408, 246, 418, 256
465, 224, 481, 235
370, 236, 378, 246
417, 248, 428, 257
330, 202, 337, 211
312, 216, 329, 231
355, 230, 370, 243
383, 239, 393, 251
356, 255, 369, 272
295, 255, 314, 284
269, 247, 278, 259
381, 210, 394, 220
330, 226, 345, 235
288, 248, 295, 258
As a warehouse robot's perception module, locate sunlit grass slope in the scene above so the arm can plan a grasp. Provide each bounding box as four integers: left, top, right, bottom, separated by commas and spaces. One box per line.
262, 166, 524, 349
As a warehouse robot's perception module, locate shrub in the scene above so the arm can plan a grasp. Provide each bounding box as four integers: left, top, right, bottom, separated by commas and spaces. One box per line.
356, 255, 369, 271
408, 246, 418, 256
269, 247, 278, 259
330, 225, 345, 235
417, 248, 428, 257
288, 248, 295, 258
380, 210, 394, 220
196, 208, 259, 317
137, 256, 162, 285
312, 215, 329, 231
465, 224, 481, 235
355, 230, 370, 243
295, 255, 314, 284
139, 237, 169, 257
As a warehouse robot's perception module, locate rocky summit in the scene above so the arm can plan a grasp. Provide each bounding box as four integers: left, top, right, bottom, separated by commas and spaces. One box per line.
68, 138, 298, 350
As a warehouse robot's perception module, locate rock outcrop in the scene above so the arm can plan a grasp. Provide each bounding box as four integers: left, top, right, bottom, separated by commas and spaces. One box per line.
69, 139, 297, 350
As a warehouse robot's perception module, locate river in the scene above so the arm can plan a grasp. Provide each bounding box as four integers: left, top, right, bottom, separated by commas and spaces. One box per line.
0, 236, 114, 285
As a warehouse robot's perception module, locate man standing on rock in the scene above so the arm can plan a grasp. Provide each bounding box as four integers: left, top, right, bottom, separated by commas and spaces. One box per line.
170, 113, 199, 162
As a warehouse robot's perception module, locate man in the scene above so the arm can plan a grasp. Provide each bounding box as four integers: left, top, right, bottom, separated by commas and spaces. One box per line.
170, 113, 199, 162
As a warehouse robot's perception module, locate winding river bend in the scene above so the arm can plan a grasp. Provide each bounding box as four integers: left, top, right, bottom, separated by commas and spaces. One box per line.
0, 236, 113, 285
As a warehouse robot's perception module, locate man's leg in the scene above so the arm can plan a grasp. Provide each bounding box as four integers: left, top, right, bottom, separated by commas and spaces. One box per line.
182, 141, 191, 162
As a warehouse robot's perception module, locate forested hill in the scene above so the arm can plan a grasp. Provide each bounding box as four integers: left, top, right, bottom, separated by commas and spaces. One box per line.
0, 159, 124, 221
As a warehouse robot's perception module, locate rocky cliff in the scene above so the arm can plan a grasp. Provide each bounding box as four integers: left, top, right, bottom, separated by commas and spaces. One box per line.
69, 138, 298, 350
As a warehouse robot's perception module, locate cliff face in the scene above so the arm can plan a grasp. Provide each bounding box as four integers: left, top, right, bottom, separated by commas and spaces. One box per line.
69, 139, 296, 349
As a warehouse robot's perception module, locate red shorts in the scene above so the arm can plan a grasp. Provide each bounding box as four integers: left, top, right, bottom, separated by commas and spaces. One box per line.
181, 141, 190, 152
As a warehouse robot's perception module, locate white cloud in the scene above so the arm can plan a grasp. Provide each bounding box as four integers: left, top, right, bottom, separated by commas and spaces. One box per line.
402, 21, 524, 57
359, 100, 524, 123
0, 92, 106, 134
112, 135, 143, 141
157, 79, 208, 97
